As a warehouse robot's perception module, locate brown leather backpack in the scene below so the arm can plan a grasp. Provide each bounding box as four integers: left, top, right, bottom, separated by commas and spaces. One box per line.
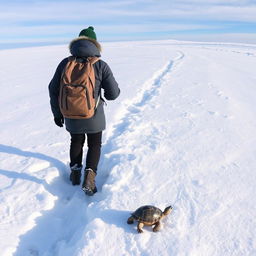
59, 56, 99, 119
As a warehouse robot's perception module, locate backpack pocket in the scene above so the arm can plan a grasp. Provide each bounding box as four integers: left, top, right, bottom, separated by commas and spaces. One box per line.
62, 84, 92, 117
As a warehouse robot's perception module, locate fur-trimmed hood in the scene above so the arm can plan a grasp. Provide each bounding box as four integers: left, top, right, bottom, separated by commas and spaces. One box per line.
69, 36, 102, 58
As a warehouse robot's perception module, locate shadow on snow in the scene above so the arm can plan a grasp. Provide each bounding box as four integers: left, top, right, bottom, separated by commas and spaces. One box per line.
0, 144, 133, 256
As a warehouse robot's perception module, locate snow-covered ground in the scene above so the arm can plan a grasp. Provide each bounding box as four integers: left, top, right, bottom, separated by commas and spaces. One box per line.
0, 40, 256, 256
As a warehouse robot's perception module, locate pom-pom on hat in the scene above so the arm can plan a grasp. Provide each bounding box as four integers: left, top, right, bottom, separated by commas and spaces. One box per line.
79, 26, 97, 40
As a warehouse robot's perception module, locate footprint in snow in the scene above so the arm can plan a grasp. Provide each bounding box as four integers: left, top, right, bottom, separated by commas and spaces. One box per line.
216, 90, 229, 100
208, 111, 219, 116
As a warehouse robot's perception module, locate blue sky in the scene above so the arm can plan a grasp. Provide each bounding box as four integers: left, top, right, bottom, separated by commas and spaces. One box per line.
1, 0, 256, 49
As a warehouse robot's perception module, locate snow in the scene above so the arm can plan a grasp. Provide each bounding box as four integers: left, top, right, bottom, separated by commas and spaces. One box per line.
0, 39, 256, 256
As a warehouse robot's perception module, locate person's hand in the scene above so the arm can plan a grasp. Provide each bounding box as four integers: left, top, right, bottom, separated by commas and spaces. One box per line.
54, 116, 64, 127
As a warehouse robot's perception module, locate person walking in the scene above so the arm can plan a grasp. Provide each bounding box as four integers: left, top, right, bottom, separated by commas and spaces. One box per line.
48, 26, 120, 195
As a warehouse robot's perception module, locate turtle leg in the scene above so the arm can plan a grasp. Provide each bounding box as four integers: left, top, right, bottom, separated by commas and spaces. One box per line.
153, 221, 161, 232
127, 216, 134, 224
137, 222, 144, 233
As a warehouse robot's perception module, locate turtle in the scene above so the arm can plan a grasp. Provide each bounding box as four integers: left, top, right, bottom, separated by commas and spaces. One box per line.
127, 205, 173, 233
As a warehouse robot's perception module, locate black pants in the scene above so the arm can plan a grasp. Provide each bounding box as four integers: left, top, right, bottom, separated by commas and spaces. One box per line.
69, 132, 102, 172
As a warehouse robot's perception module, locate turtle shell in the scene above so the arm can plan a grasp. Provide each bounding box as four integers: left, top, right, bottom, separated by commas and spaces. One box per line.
132, 205, 163, 224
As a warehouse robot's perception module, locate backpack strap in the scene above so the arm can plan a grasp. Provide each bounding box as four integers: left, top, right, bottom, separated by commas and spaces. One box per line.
87, 57, 101, 110
87, 56, 99, 65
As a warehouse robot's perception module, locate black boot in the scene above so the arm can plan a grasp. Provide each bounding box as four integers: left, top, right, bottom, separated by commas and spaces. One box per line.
70, 164, 82, 185
82, 168, 97, 196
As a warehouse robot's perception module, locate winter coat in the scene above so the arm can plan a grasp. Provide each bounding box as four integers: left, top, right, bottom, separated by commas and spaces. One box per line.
48, 37, 120, 134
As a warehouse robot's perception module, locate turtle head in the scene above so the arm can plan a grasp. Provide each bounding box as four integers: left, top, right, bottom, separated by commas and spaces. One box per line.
163, 205, 173, 216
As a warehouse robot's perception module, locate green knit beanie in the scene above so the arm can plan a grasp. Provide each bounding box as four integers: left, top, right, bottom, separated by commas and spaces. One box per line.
79, 26, 97, 40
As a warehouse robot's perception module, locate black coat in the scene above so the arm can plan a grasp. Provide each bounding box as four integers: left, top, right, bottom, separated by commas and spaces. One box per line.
49, 37, 120, 134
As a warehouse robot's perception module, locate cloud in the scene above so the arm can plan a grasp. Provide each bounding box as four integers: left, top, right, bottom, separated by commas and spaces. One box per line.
0, 0, 256, 46
1, 0, 256, 23
0, 22, 222, 43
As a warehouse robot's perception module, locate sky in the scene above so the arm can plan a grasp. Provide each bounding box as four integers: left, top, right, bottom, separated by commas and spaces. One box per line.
0, 0, 256, 49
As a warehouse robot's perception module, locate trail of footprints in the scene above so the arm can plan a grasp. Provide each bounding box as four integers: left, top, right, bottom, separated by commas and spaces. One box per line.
15, 52, 185, 256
